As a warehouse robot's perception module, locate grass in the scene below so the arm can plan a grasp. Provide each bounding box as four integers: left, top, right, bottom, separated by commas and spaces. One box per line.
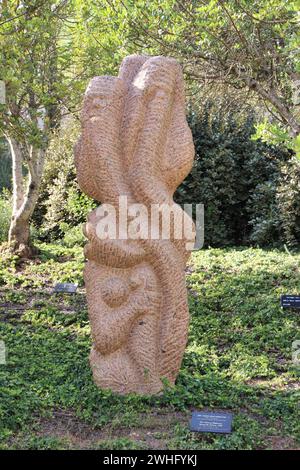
0, 243, 299, 450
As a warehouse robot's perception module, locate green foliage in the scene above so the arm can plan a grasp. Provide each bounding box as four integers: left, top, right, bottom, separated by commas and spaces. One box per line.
97, 438, 146, 450
2, 0, 299, 252
72, 0, 129, 78
175, 103, 296, 247
61, 224, 85, 248
277, 157, 300, 247
0, 245, 299, 449
0, 189, 12, 242
66, 187, 96, 223
253, 121, 300, 160
247, 181, 280, 246
33, 122, 96, 240
0, 1, 82, 142
0, 243, 84, 288
248, 157, 300, 248
168, 416, 264, 450
0, 1, 125, 251
32, 103, 300, 249
294, 135, 300, 159
10, 435, 70, 451
253, 120, 294, 149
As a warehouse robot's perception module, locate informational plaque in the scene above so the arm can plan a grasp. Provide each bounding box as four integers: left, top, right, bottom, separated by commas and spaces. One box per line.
53, 283, 78, 294
190, 411, 233, 434
280, 295, 300, 308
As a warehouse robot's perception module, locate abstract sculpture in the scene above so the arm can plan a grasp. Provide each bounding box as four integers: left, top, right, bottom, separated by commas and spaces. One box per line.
75, 55, 195, 395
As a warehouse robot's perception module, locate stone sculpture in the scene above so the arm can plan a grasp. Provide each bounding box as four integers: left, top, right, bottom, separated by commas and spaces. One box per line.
75, 55, 195, 395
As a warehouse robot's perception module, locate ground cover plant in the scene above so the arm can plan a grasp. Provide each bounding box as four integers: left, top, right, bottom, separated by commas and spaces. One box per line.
0, 244, 299, 450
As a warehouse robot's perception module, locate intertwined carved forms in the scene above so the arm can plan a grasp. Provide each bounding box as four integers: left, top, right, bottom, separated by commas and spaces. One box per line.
75, 55, 195, 394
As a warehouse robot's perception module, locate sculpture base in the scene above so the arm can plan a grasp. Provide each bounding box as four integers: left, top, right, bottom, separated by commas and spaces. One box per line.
90, 347, 165, 395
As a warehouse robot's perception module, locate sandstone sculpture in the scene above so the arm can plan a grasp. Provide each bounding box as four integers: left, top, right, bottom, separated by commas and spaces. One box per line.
75, 55, 195, 395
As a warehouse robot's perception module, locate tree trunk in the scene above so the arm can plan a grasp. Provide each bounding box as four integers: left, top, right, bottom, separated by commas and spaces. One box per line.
247, 79, 300, 137
7, 138, 45, 257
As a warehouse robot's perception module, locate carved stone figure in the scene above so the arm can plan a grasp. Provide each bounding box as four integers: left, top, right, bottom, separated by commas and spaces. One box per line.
75, 55, 195, 395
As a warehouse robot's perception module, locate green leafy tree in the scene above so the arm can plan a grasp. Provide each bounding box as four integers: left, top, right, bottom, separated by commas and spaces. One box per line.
175, 102, 291, 247
0, 0, 78, 255
0, 0, 132, 255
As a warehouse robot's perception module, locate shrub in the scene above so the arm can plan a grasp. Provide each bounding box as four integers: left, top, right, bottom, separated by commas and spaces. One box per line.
31, 104, 300, 248
66, 186, 96, 223
61, 224, 85, 248
247, 181, 280, 246
175, 102, 293, 247
277, 157, 300, 247
33, 120, 96, 240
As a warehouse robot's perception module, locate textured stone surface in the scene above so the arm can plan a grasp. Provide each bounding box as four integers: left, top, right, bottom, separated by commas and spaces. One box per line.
75, 55, 195, 394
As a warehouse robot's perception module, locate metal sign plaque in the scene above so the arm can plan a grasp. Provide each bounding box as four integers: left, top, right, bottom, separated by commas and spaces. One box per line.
281, 295, 300, 308
53, 283, 78, 294
190, 411, 233, 434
